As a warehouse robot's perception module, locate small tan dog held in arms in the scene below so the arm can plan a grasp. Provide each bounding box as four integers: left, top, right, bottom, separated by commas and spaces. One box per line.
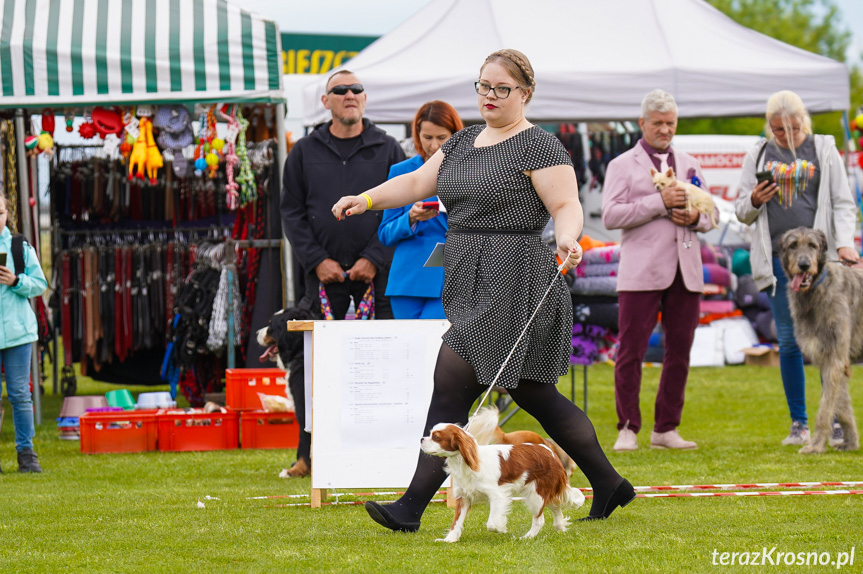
467, 406, 578, 477
651, 167, 718, 229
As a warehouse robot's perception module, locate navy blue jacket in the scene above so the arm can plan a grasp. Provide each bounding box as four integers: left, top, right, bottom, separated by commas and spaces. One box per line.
281, 119, 406, 272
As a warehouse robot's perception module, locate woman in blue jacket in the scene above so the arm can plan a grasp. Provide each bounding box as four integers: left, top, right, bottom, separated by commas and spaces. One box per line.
378, 101, 463, 319
0, 190, 47, 473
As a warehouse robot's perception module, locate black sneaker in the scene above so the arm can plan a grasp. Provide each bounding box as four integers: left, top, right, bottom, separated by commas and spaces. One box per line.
17, 449, 43, 473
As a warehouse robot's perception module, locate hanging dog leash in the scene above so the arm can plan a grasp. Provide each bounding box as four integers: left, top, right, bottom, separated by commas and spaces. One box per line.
468, 251, 573, 424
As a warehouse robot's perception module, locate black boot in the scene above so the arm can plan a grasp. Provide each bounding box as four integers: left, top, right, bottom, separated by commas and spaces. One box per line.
18, 449, 43, 473
579, 477, 635, 520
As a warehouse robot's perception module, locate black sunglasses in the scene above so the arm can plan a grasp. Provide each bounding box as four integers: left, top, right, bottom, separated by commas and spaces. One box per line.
327, 83, 364, 96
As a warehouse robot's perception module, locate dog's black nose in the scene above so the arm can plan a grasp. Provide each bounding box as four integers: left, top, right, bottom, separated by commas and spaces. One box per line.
798, 259, 810, 272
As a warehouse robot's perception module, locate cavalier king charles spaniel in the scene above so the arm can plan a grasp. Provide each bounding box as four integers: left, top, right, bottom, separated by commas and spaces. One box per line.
467, 406, 578, 477
421, 422, 584, 542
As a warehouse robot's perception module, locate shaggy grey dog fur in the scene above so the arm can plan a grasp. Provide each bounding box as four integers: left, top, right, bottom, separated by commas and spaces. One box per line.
779, 227, 861, 454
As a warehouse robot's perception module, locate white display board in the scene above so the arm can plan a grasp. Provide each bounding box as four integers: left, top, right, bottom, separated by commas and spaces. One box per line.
310, 320, 449, 490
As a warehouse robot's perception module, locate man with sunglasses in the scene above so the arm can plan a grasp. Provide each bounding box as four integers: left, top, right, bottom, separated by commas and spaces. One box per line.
281, 70, 405, 319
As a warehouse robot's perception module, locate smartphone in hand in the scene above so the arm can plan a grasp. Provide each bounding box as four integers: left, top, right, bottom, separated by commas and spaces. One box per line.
421, 201, 439, 210
0, 253, 6, 267
755, 170, 775, 186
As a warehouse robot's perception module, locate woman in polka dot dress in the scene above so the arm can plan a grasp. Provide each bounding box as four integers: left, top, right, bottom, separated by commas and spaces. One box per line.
332, 49, 634, 532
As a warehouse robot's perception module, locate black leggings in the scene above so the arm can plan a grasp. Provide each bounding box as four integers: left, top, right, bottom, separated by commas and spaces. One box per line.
387, 343, 623, 522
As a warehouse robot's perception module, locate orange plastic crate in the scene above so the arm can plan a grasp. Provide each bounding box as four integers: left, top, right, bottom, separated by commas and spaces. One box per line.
157, 410, 239, 452
240, 410, 300, 449
80, 410, 159, 454
225, 368, 288, 411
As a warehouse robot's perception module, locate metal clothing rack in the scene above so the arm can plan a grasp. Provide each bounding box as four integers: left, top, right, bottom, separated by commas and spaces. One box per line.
51, 224, 230, 394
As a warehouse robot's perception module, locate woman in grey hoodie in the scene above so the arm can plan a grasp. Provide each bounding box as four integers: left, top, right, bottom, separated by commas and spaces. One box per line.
735, 90, 859, 446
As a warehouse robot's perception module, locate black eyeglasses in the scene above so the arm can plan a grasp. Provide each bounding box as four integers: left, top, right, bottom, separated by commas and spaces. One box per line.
327, 83, 364, 96
474, 81, 521, 99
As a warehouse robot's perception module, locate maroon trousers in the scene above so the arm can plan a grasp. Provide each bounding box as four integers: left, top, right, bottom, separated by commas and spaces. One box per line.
615, 265, 700, 434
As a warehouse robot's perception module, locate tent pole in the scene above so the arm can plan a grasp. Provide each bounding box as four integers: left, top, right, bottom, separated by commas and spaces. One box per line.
275, 102, 294, 307
15, 110, 42, 424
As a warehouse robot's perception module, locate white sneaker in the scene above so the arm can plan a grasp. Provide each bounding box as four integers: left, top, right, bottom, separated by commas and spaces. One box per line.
650, 429, 697, 449
781, 421, 810, 446
613, 428, 638, 451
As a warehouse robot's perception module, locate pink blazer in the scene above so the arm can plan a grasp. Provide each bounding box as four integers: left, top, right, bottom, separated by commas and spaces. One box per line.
601, 144, 715, 293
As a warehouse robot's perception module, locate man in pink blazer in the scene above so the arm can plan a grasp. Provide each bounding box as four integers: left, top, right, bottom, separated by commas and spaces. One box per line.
601, 89, 717, 451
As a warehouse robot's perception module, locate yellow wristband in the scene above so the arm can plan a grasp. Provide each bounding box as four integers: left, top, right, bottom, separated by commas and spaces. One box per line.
360, 192, 373, 209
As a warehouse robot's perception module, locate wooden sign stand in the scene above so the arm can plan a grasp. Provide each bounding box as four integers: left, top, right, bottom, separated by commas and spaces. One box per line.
288, 319, 453, 509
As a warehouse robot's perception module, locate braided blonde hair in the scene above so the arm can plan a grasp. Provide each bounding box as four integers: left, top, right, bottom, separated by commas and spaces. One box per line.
480, 49, 536, 104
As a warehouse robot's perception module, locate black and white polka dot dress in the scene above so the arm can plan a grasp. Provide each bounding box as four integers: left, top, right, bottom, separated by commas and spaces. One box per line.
437, 124, 574, 389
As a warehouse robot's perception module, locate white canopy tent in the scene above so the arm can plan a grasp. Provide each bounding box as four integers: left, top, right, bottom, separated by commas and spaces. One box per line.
0, 0, 284, 107
303, 0, 849, 125
0, 0, 289, 404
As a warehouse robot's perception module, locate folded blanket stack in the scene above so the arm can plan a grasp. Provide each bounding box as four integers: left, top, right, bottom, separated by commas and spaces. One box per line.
569, 240, 622, 365
571, 244, 620, 297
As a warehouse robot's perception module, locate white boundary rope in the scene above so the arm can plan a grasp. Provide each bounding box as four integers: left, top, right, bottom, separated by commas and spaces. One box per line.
261, 490, 863, 508
247, 481, 863, 502
632, 490, 863, 499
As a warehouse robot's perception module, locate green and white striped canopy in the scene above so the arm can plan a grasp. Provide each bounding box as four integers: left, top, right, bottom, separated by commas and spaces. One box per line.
0, 0, 284, 108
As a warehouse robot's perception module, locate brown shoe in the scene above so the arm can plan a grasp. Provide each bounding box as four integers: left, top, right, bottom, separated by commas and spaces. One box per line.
279, 458, 310, 478
650, 430, 697, 450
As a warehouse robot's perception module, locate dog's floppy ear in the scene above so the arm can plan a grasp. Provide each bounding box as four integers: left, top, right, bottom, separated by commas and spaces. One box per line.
815, 228, 828, 270
815, 229, 828, 254
452, 426, 480, 472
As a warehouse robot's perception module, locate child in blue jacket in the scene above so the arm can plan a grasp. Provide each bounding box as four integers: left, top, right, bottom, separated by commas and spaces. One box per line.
0, 190, 47, 473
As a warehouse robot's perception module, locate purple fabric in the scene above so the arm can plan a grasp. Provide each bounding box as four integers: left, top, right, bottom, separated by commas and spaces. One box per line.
699, 300, 736, 315
700, 244, 717, 264
639, 138, 676, 173
582, 245, 621, 265
755, 309, 777, 342
702, 263, 730, 287
574, 262, 618, 278
736, 274, 760, 308
570, 324, 611, 366
614, 265, 700, 433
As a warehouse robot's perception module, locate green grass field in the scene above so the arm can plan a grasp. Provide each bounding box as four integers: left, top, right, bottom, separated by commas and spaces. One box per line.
1, 363, 861, 573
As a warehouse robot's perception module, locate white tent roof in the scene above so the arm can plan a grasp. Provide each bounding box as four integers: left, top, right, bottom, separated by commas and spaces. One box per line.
303, 0, 849, 125
0, 0, 284, 108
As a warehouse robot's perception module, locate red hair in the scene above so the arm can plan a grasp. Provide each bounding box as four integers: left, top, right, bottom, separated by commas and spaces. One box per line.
412, 101, 464, 160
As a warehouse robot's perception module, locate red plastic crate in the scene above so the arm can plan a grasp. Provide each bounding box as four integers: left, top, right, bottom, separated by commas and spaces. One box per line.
157, 410, 239, 452
80, 410, 159, 454
240, 410, 300, 449
225, 368, 288, 411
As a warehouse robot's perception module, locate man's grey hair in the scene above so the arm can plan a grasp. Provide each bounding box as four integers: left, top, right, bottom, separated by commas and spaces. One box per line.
641, 89, 678, 118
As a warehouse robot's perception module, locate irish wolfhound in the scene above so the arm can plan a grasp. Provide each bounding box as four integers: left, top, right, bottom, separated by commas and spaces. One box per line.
779, 227, 861, 454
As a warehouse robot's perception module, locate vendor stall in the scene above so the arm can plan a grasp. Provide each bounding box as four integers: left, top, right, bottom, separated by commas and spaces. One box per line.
0, 0, 289, 410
